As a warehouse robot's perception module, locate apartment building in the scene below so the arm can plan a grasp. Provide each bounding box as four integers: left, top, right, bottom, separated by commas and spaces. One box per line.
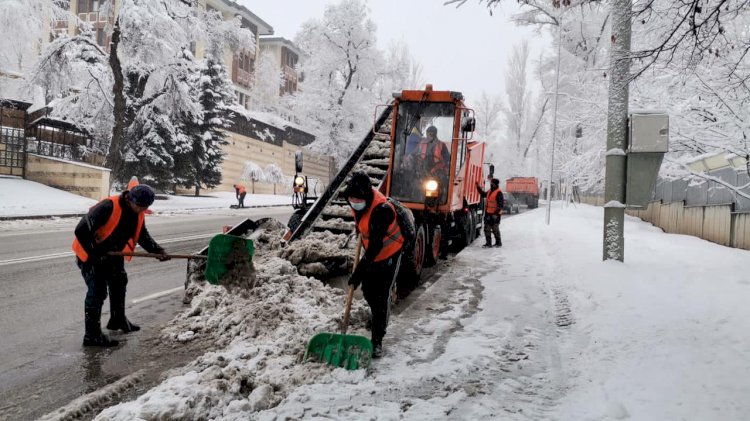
259, 37, 304, 96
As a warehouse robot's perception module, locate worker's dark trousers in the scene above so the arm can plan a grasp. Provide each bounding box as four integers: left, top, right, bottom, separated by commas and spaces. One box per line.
238, 192, 246, 208
78, 256, 129, 336
484, 215, 501, 245
361, 251, 402, 346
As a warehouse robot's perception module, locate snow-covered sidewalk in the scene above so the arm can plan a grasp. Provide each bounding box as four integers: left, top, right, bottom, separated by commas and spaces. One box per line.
0, 176, 291, 218
68, 203, 750, 420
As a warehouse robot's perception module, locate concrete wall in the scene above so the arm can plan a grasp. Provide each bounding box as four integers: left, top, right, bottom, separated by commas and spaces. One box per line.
25, 154, 110, 200
205, 131, 333, 196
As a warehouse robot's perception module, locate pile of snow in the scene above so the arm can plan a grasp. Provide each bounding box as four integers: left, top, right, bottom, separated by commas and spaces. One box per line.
279, 231, 355, 278
0, 176, 96, 217
93, 203, 750, 420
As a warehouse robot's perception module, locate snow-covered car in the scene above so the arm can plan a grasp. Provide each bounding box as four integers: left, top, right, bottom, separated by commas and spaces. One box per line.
503, 192, 520, 214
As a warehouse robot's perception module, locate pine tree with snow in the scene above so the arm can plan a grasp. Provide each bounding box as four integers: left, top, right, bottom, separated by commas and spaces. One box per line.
176, 53, 234, 196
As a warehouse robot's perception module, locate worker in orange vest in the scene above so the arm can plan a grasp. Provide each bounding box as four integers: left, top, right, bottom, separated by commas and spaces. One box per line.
411, 125, 450, 200
233, 183, 247, 208
477, 178, 504, 247
72, 185, 170, 347
345, 171, 404, 358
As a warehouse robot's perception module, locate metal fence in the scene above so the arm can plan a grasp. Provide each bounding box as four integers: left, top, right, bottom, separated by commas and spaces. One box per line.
653, 167, 750, 213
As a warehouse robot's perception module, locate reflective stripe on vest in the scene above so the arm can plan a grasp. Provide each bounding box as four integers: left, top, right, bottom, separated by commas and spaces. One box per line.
486, 189, 501, 215
71, 195, 144, 263
354, 189, 404, 262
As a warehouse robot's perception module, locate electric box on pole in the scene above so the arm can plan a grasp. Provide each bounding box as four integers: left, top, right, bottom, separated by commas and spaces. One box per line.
625, 112, 669, 208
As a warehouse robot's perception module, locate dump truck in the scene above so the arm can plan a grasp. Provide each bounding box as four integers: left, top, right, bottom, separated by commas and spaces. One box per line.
285, 84, 486, 281
505, 176, 539, 208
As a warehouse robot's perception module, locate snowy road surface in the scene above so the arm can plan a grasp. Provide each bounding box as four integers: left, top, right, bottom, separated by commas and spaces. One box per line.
0, 208, 292, 421
62, 203, 750, 421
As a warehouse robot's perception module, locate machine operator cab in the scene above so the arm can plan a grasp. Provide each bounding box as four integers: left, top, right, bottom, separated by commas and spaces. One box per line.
387, 85, 475, 210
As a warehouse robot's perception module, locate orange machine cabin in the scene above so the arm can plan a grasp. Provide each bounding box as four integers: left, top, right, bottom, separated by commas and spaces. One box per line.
386, 85, 483, 213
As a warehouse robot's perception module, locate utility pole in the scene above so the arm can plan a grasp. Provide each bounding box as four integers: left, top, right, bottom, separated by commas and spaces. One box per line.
602, 0, 632, 261
545, 10, 564, 226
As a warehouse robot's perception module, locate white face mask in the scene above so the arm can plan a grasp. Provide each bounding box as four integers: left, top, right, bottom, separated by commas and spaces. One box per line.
349, 200, 366, 211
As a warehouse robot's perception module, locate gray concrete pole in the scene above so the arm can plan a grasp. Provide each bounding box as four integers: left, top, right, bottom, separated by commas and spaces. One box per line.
603, 0, 632, 261
546, 12, 563, 226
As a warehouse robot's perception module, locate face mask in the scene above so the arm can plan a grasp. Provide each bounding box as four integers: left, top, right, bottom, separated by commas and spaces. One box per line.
349, 200, 366, 211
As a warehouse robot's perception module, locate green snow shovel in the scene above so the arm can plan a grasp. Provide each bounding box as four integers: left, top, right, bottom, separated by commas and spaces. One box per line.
304, 237, 373, 370
111, 233, 254, 285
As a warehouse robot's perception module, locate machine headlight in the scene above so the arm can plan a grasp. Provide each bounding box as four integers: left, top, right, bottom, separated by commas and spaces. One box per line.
294, 176, 305, 187
424, 179, 439, 197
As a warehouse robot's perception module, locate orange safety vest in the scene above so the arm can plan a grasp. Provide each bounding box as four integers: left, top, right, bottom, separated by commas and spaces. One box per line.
236, 184, 247, 194
417, 140, 446, 165
72, 195, 144, 263
486, 189, 502, 215
353, 189, 404, 262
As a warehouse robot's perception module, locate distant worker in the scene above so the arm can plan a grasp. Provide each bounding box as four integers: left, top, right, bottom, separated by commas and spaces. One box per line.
72, 184, 170, 347
345, 171, 404, 358
233, 183, 247, 208
476, 178, 504, 248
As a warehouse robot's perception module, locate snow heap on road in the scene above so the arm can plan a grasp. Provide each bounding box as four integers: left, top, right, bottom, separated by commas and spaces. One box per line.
97, 204, 750, 420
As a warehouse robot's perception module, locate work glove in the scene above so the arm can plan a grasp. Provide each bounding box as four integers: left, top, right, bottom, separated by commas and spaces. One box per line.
155, 249, 171, 262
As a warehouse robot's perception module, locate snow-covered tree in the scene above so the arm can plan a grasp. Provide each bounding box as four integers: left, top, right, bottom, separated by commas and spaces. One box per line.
173, 52, 234, 196
264, 163, 285, 195
247, 49, 283, 112
240, 161, 264, 193
0, 0, 70, 76
290, 0, 383, 164
27, 0, 254, 187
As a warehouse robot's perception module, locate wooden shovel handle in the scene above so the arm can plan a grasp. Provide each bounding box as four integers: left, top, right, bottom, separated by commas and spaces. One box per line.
108, 251, 208, 259
341, 235, 363, 335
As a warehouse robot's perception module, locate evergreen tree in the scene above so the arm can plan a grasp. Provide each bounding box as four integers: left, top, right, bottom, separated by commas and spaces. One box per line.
177, 53, 234, 196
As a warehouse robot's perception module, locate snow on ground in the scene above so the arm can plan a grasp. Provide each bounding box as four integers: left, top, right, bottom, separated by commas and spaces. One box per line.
0, 175, 97, 217
90, 203, 750, 420
0, 176, 291, 218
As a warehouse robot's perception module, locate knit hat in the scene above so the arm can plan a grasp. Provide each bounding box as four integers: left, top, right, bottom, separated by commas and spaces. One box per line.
128, 185, 155, 207
343, 171, 373, 201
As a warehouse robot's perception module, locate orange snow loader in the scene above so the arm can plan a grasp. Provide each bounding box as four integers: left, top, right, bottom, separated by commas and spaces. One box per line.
304, 238, 373, 370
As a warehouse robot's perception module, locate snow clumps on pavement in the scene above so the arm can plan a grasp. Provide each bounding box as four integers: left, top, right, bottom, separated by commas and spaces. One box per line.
97, 224, 372, 420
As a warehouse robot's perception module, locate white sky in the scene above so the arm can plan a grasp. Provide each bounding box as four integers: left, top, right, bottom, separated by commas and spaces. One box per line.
242, 0, 550, 106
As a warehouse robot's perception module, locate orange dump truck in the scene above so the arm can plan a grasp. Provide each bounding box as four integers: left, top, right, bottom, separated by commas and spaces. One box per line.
505, 177, 539, 209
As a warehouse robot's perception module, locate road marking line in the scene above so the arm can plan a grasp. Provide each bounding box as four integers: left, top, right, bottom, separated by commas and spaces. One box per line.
0, 252, 74, 267
0, 233, 215, 267
131, 286, 184, 304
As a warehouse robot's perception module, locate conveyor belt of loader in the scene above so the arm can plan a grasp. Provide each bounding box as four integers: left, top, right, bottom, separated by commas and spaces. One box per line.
287, 105, 393, 242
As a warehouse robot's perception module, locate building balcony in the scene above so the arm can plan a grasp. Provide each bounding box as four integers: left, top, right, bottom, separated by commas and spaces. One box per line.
232, 62, 253, 88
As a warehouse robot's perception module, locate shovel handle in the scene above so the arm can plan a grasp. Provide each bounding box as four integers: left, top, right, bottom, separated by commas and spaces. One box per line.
108, 251, 208, 260
341, 236, 363, 335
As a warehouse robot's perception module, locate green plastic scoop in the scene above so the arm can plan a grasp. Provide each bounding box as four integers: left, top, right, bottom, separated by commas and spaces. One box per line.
304, 237, 373, 370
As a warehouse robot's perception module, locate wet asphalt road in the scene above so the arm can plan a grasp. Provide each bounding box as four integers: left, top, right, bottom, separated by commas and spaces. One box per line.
0, 208, 292, 421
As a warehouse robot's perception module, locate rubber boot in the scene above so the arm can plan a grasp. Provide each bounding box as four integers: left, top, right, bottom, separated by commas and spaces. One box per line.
106, 288, 140, 333
83, 308, 119, 347
371, 338, 384, 359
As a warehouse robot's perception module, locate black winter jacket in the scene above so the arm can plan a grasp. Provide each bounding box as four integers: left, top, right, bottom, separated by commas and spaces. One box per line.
74, 193, 163, 260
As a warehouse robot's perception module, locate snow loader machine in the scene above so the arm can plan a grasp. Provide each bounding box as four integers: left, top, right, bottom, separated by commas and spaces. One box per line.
285, 84, 486, 284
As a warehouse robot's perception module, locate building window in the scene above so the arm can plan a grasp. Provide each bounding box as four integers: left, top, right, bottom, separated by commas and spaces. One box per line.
77, 0, 100, 13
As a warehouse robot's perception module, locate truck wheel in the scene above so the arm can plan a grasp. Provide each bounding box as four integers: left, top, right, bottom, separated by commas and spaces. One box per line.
425, 225, 441, 267
287, 209, 305, 232
411, 224, 426, 278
